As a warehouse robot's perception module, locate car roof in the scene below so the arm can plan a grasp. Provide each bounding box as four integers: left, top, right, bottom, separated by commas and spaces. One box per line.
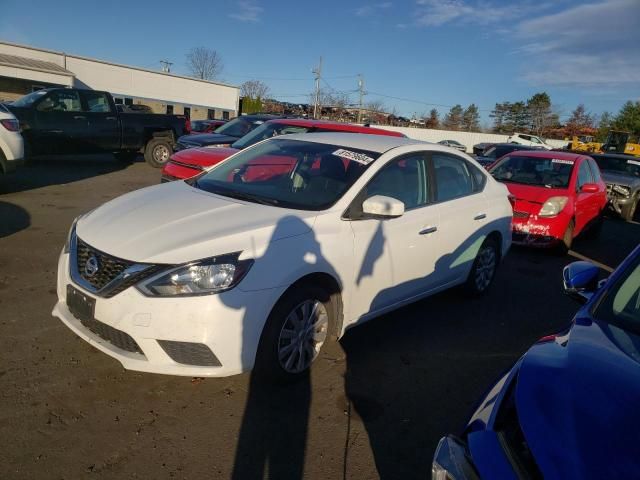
506, 149, 587, 161
589, 153, 637, 160
491, 143, 542, 149
239, 114, 282, 121
265, 118, 404, 137
280, 132, 427, 153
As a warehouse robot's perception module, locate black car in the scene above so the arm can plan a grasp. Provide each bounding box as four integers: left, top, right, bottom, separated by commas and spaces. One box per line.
472, 142, 494, 156
590, 153, 640, 221
175, 114, 281, 150
475, 143, 545, 167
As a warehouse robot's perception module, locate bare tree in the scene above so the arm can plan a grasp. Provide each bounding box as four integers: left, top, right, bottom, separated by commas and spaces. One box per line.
241, 80, 270, 100
186, 47, 224, 80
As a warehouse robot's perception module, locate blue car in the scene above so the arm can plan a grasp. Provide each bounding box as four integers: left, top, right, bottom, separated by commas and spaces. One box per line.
433, 244, 640, 479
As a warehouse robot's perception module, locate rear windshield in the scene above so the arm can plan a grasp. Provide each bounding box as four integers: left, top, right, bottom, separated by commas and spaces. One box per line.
489, 155, 574, 189
231, 122, 309, 150
215, 117, 265, 138
593, 156, 640, 178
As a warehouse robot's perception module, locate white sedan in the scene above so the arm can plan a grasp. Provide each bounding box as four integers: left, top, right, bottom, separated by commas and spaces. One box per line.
507, 133, 552, 150
53, 133, 512, 381
0, 103, 24, 174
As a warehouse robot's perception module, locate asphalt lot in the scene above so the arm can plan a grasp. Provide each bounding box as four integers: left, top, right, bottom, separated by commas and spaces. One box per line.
1, 156, 638, 480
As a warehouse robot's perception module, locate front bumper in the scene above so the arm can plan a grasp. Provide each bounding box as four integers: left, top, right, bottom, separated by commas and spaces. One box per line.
607, 193, 634, 216
1, 156, 24, 173
511, 214, 569, 247
52, 252, 284, 377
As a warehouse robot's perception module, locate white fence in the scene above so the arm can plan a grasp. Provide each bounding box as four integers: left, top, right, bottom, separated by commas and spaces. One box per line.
371, 125, 567, 152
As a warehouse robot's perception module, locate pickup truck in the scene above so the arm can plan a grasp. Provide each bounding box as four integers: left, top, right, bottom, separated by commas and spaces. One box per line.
6, 88, 189, 167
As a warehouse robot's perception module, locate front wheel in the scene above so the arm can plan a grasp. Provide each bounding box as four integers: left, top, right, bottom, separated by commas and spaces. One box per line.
464, 237, 499, 295
255, 285, 335, 383
557, 220, 574, 255
144, 138, 172, 168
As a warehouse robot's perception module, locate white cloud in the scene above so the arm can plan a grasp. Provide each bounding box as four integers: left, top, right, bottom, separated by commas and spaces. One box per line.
413, 0, 547, 27
229, 1, 264, 22
515, 0, 640, 87
355, 2, 393, 17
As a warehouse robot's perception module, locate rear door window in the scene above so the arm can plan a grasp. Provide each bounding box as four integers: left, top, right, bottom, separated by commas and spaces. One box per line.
432, 153, 474, 202
82, 91, 112, 113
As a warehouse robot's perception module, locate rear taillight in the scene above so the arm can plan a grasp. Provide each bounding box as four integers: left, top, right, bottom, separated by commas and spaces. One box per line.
0, 118, 20, 132
185, 119, 191, 133
508, 194, 516, 211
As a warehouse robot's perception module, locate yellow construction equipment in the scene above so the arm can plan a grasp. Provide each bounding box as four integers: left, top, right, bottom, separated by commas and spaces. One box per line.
566, 135, 602, 153
601, 130, 640, 157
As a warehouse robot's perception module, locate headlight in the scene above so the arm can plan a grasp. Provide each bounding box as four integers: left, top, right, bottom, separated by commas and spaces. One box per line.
612, 184, 630, 197
136, 252, 253, 297
63, 217, 79, 254
538, 196, 568, 217
432, 436, 479, 480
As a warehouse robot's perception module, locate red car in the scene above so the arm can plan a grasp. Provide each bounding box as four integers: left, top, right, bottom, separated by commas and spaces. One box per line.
161, 119, 405, 182
488, 150, 607, 251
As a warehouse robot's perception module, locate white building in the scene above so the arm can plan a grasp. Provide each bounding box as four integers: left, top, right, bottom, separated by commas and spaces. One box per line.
0, 41, 239, 120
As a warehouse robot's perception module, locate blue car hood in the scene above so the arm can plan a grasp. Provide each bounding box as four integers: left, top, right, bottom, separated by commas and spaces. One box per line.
183, 133, 239, 146
516, 318, 640, 479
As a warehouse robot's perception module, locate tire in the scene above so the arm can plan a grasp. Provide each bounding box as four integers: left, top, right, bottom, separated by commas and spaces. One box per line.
254, 284, 336, 383
622, 197, 638, 222
557, 220, 574, 255
464, 236, 499, 295
144, 138, 172, 168
114, 151, 137, 163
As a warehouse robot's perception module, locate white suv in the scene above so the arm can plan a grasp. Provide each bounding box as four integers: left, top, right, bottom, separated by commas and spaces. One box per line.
0, 104, 24, 174
53, 133, 512, 381
507, 133, 552, 150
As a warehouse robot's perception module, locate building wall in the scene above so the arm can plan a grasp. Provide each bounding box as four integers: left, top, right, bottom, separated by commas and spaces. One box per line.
0, 76, 66, 102
0, 42, 239, 117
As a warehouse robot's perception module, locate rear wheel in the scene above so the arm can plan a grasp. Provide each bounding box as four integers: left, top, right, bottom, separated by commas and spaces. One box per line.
144, 138, 172, 168
622, 197, 638, 222
464, 237, 499, 295
255, 285, 335, 383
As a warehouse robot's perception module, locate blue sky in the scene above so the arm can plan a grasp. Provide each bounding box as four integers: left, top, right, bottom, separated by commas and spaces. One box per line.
1, 0, 638, 124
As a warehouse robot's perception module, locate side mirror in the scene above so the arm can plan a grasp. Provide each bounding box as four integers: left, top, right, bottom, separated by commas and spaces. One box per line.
580, 183, 599, 193
362, 195, 405, 219
563, 261, 599, 304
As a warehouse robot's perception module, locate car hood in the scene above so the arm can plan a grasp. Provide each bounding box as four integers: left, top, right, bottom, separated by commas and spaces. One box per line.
515, 318, 640, 478
502, 182, 568, 208
601, 171, 640, 189
171, 147, 240, 168
179, 133, 239, 147
75, 180, 316, 264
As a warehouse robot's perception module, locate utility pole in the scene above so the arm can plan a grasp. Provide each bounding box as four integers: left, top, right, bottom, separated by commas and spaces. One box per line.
312, 56, 322, 119
159, 60, 173, 73
357, 74, 365, 124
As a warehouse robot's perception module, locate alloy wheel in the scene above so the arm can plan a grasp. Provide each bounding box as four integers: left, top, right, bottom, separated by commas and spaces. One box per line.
153, 144, 170, 163
277, 300, 328, 374
474, 246, 496, 292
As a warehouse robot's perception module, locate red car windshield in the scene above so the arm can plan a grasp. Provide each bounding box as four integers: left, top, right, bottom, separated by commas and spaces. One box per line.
193, 138, 379, 210
231, 122, 310, 150
490, 155, 575, 189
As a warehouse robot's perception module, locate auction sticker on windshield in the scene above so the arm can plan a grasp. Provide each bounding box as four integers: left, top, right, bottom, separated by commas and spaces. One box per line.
551, 159, 574, 165
333, 149, 374, 165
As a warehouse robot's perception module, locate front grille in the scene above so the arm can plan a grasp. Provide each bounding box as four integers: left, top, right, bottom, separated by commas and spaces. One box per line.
77, 238, 133, 290
157, 340, 222, 366
513, 210, 530, 219
80, 316, 143, 354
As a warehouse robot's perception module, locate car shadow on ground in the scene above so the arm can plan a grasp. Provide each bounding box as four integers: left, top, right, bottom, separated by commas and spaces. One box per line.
0, 201, 30, 238
0, 154, 140, 195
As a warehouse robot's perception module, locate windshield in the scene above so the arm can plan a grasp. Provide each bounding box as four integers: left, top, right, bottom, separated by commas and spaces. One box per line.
489, 155, 574, 188
594, 156, 640, 178
11, 90, 48, 107
193, 138, 379, 210
594, 252, 640, 335
214, 117, 264, 138
231, 122, 309, 150
191, 121, 210, 132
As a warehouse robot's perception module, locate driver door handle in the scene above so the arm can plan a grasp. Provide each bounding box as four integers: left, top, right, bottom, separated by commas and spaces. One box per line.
474, 213, 487, 221
419, 226, 438, 235
73, 115, 86, 120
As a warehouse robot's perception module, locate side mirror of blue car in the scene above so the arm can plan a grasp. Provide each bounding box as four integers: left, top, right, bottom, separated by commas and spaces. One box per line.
563, 261, 600, 304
